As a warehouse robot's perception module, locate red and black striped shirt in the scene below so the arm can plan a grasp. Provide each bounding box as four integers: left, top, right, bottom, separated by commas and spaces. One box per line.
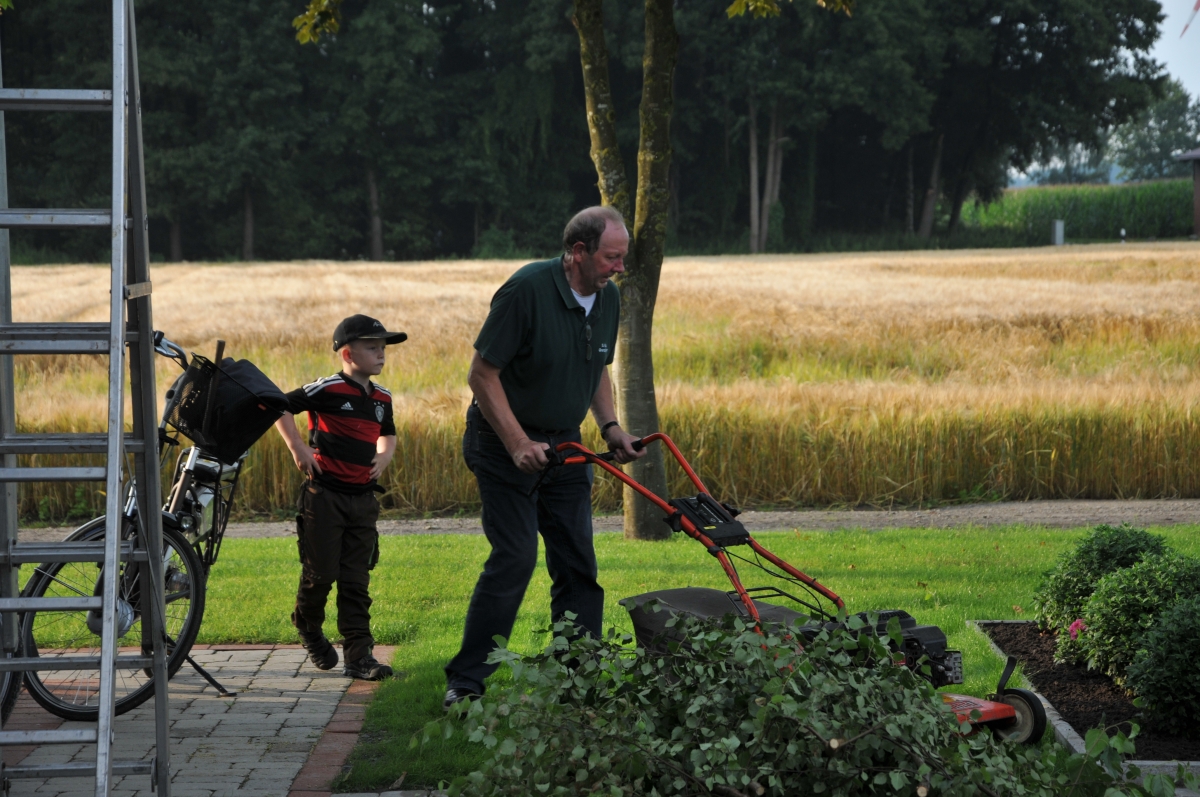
284, 373, 396, 494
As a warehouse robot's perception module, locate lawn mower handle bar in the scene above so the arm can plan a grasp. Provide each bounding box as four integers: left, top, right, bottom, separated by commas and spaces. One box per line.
551, 434, 846, 620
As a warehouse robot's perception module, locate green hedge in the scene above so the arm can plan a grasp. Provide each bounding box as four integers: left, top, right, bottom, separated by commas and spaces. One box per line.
961, 179, 1194, 242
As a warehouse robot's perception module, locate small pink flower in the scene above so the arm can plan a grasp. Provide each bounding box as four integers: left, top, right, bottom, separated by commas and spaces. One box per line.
1069, 618, 1087, 641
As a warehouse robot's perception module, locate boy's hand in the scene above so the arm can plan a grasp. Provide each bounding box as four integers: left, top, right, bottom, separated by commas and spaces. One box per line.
369, 449, 394, 480
292, 444, 323, 477
370, 435, 397, 481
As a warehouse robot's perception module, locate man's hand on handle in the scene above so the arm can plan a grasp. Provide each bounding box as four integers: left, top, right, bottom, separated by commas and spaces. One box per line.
512, 436, 552, 474
603, 424, 647, 465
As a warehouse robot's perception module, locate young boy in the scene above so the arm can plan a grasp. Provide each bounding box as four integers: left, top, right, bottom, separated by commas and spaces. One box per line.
274, 314, 405, 680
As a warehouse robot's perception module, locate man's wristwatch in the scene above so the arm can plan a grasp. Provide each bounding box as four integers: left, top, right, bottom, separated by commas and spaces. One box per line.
600, 420, 620, 440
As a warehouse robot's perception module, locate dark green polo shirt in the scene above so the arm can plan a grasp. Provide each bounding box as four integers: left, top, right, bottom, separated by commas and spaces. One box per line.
475, 257, 620, 431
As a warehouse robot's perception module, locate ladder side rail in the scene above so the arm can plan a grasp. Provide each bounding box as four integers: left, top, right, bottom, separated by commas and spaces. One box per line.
96, 0, 132, 791
0, 40, 16, 668
125, 3, 171, 793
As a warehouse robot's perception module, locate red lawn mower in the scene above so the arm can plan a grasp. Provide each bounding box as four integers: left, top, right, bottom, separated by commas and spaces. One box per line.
547, 433, 1047, 746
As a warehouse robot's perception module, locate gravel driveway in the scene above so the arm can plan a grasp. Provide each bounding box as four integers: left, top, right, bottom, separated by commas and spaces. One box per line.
21, 499, 1200, 542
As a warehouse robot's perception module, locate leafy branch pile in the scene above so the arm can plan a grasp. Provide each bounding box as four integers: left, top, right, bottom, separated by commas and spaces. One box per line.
1033, 525, 1200, 738
419, 611, 1190, 796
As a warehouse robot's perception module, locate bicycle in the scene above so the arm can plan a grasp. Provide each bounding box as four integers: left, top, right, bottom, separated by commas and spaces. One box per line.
16, 332, 285, 720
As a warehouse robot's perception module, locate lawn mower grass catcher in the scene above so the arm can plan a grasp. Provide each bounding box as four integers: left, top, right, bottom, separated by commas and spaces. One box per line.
549, 433, 1047, 746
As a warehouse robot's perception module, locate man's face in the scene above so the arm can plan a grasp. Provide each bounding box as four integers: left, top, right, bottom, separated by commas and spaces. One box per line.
343, 338, 387, 376
573, 222, 629, 295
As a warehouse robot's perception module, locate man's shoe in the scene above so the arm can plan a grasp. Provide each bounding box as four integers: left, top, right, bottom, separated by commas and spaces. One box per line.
443, 686, 482, 712
299, 632, 339, 671
343, 654, 393, 681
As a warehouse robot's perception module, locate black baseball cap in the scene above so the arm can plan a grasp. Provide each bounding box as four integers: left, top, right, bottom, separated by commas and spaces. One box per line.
332, 314, 408, 350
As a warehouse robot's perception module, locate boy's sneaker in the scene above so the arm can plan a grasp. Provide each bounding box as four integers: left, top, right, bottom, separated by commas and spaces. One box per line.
300, 632, 338, 671
344, 654, 393, 681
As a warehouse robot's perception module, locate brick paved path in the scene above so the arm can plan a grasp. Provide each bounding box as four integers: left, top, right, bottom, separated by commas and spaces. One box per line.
1, 644, 420, 797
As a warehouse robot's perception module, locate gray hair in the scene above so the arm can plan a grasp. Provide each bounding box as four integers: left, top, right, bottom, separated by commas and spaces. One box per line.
562, 206, 627, 256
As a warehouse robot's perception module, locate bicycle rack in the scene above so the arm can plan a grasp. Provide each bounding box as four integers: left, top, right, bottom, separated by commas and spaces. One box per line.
0, 2, 172, 795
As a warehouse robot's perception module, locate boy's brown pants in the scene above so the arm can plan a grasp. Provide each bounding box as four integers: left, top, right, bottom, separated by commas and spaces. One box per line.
292, 480, 380, 663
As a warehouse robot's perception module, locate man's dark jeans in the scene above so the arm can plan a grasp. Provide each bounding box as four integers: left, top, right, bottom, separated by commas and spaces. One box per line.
445, 404, 603, 694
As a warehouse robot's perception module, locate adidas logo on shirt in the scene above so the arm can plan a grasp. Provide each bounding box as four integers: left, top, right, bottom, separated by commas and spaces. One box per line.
340, 401, 354, 410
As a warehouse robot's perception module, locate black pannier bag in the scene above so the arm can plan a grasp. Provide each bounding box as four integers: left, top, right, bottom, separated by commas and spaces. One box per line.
166, 354, 289, 465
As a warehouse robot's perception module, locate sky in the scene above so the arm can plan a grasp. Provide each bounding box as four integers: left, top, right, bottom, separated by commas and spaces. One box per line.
1155, 1, 1200, 97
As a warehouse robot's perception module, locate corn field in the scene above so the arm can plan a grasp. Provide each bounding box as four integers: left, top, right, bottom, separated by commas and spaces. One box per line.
960, 179, 1194, 242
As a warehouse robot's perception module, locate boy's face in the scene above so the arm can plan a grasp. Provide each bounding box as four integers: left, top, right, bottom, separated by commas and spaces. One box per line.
341, 339, 387, 377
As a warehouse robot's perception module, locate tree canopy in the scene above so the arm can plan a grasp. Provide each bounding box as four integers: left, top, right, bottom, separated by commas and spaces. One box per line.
0, 0, 1165, 263
1112, 77, 1200, 181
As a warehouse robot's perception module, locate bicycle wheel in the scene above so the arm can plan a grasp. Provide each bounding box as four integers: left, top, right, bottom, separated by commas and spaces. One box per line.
19, 516, 206, 721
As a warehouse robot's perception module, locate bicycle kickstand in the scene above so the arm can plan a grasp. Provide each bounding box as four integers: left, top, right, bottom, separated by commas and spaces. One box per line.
186, 654, 238, 697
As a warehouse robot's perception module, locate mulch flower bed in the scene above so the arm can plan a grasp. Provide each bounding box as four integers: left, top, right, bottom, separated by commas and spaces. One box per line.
980, 622, 1200, 762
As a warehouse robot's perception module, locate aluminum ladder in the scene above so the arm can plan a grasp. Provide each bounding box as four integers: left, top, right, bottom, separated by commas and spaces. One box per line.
0, 1, 171, 795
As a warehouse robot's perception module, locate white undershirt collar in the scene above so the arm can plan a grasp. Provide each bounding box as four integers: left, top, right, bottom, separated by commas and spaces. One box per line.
571, 287, 596, 315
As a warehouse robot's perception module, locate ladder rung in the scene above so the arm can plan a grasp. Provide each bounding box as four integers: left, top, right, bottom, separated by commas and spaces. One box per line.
0, 540, 148, 565
0, 655, 154, 672
0, 729, 97, 746
0, 209, 112, 229
0, 432, 144, 455
0, 467, 106, 482
0, 322, 120, 354
0, 88, 113, 112
0, 597, 101, 612
5, 760, 152, 779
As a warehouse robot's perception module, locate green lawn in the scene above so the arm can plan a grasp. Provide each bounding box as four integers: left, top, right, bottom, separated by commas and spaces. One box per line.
198, 524, 1200, 791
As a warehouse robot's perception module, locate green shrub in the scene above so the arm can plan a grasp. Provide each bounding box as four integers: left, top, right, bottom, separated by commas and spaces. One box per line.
1076, 552, 1200, 681
1033, 524, 1167, 634
960, 179, 1193, 241
420, 613, 1186, 796
1126, 595, 1200, 738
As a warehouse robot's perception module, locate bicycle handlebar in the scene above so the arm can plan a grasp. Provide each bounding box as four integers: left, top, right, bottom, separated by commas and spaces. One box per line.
153, 330, 189, 370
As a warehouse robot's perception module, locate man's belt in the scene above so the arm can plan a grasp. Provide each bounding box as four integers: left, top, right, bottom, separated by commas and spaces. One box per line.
523, 426, 569, 436
471, 401, 571, 437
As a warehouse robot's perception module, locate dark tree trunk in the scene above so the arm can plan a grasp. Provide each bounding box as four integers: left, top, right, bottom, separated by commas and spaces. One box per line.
367, 167, 384, 261
905, 145, 914, 235
917, 133, 944, 240
169, 219, 183, 262
748, 99, 759, 253
242, 185, 255, 261
947, 174, 970, 234
757, 104, 784, 252
881, 160, 897, 232
723, 98, 731, 168
668, 161, 680, 238
572, 0, 675, 540
795, 129, 817, 248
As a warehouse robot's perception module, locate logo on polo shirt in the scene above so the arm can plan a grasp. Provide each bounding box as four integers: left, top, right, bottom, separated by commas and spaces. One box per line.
375, 404, 384, 422
598, 343, 609, 355
341, 401, 354, 410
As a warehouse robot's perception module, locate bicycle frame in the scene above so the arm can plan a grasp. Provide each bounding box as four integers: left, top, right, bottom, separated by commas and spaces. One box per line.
164, 446, 243, 569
